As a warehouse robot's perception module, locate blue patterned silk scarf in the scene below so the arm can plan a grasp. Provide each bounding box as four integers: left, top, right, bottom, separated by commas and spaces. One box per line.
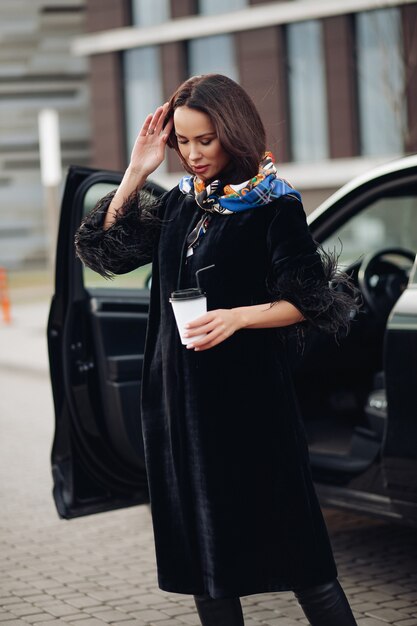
179, 152, 301, 215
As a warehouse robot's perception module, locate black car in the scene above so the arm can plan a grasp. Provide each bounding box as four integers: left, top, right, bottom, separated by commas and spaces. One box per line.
47, 155, 417, 525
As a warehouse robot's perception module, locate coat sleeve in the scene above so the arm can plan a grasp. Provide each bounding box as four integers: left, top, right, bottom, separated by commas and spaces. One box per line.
266, 194, 358, 337
74, 187, 165, 278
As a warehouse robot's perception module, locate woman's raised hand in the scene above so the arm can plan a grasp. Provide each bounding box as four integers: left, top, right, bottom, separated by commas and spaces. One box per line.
129, 103, 174, 178
103, 103, 173, 230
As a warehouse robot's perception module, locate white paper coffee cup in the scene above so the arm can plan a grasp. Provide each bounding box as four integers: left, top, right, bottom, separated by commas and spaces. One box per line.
170, 288, 207, 345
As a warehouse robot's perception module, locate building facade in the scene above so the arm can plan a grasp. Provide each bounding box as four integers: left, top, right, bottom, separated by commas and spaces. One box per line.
0, 0, 90, 268
77, 0, 417, 212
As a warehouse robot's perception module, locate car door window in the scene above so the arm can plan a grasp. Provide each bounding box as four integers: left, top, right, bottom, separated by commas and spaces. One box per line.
323, 192, 417, 267
82, 182, 152, 290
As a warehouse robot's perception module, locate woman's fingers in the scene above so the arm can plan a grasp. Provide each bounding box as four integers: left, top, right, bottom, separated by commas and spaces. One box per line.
184, 309, 240, 350
183, 319, 217, 337
138, 104, 170, 141
130, 102, 173, 178
129, 104, 172, 175
147, 103, 168, 135
139, 113, 154, 137
185, 312, 214, 329
162, 116, 174, 140
154, 102, 169, 134
185, 322, 230, 349
187, 327, 225, 351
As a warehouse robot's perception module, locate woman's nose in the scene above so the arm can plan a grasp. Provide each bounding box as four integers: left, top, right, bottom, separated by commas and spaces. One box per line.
189, 143, 202, 162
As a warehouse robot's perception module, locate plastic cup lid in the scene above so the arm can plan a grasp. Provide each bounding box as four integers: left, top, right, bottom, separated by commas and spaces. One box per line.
170, 287, 205, 300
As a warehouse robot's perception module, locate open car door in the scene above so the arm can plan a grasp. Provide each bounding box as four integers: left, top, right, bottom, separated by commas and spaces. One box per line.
382, 256, 417, 522
47, 166, 166, 519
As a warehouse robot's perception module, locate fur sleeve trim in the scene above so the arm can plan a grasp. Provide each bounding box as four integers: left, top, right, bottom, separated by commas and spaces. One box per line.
267, 245, 360, 338
74, 188, 162, 278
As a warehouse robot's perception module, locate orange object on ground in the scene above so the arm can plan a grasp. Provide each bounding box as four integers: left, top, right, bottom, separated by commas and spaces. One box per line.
0, 267, 11, 324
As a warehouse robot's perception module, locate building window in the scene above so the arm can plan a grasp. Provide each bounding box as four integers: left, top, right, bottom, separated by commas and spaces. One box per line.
198, 0, 247, 14
190, 0, 244, 79
356, 8, 405, 156
123, 47, 166, 171
131, 0, 170, 26
188, 35, 239, 81
286, 19, 329, 162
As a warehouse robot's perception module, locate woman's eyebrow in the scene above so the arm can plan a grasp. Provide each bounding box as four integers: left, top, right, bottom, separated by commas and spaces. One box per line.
175, 132, 216, 139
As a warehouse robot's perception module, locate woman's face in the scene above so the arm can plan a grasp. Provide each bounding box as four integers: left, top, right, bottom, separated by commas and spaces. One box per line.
173, 106, 230, 182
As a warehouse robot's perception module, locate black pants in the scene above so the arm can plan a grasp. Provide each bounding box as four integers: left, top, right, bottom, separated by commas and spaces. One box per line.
193, 579, 357, 626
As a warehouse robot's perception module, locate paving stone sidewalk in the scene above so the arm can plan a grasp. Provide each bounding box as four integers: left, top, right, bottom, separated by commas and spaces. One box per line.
0, 303, 416, 626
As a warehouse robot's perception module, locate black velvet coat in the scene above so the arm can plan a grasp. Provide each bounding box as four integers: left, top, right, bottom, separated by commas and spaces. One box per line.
76, 184, 353, 599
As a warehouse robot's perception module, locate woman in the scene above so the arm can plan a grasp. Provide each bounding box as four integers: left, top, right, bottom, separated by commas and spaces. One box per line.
75, 74, 358, 626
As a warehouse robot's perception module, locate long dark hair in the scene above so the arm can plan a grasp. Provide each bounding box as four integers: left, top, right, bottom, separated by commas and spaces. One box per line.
164, 74, 266, 183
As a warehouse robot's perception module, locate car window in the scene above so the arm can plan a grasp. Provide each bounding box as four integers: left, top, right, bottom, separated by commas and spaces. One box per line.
323, 192, 417, 267
82, 182, 152, 290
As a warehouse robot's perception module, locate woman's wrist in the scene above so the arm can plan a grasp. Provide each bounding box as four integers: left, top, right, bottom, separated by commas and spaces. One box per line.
232, 301, 304, 330
103, 168, 147, 230
232, 304, 270, 330
124, 165, 148, 189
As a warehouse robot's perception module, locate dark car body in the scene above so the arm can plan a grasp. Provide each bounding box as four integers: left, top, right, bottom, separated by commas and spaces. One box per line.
47, 156, 417, 525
